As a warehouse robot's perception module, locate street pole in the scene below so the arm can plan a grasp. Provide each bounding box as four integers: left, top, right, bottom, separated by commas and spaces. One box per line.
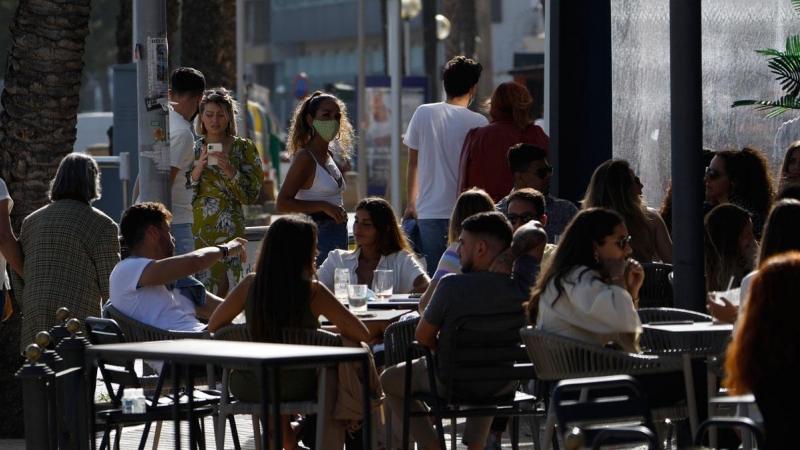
237, 0, 247, 139
357, 0, 368, 201
134, 0, 171, 207
388, 0, 402, 214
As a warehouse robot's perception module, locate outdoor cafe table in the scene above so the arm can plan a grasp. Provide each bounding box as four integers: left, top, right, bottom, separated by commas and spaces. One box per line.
641, 321, 734, 437
367, 294, 421, 310
84, 339, 371, 450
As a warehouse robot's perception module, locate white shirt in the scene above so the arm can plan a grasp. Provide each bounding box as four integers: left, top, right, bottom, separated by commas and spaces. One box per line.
0, 179, 11, 289
108, 257, 204, 332
537, 265, 642, 353
404, 102, 488, 219
317, 247, 426, 294
168, 108, 196, 224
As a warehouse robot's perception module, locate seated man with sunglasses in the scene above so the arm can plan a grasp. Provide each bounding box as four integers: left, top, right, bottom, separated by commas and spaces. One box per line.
496, 143, 577, 243
505, 188, 558, 266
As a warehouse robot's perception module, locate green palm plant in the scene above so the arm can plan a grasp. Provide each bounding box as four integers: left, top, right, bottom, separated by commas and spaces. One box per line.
732, 0, 800, 117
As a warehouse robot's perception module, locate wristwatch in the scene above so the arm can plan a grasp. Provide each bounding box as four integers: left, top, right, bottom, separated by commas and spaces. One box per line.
216, 245, 229, 258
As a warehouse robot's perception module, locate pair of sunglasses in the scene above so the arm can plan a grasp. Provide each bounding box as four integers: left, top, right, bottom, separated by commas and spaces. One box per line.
525, 165, 553, 179
612, 236, 633, 249
507, 212, 535, 225
705, 167, 727, 180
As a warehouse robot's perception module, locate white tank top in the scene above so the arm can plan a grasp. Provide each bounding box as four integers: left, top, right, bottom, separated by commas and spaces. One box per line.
295, 152, 345, 206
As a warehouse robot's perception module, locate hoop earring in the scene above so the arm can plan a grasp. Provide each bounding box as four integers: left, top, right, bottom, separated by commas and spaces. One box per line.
309, 126, 315, 137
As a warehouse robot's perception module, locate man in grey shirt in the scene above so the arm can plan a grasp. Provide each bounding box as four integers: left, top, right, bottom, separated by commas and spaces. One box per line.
380, 212, 546, 450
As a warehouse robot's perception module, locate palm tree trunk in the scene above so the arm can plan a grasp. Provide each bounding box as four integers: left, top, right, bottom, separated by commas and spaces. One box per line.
181, 0, 236, 89
0, 0, 92, 438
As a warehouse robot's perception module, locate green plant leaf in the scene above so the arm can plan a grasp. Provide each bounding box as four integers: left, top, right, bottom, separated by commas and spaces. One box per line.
732, 96, 800, 118
792, 0, 800, 14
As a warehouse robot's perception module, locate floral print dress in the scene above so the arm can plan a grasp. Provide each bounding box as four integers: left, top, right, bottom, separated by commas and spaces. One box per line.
191, 136, 264, 294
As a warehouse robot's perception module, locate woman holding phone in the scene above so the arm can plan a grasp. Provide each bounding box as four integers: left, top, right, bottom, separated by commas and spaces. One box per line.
277, 91, 355, 267
190, 87, 264, 296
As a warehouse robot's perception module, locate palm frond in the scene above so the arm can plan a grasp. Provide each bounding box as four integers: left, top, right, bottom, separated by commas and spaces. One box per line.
792, 0, 800, 15
732, 95, 800, 118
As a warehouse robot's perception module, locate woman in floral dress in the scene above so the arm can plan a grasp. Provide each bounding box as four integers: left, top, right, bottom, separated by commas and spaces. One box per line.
189, 88, 264, 296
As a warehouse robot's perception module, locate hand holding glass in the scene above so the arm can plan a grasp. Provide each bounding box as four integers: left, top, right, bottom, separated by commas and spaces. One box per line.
348, 284, 368, 312
372, 269, 394, 301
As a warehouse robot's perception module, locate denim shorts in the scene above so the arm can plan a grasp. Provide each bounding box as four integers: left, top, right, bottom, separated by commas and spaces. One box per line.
315, 218, 348, 267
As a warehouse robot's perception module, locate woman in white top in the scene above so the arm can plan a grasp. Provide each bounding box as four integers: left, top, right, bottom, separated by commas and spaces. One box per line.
529, 207, 644, 353
318, 197, 429, 295
277, 91, 355, 266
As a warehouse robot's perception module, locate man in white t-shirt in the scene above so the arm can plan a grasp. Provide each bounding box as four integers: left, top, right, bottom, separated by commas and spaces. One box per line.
403, 56, 488, 274
107, 202, 247, 334
133, 67, 206, 255
0, 178, 23, 332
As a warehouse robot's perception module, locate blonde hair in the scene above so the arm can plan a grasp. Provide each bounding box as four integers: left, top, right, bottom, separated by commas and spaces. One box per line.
195, 87, 239, 136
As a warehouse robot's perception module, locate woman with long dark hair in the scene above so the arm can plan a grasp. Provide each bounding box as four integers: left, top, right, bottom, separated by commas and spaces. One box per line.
317, 197, 429, 294
209, 215, 370, 450
583, 159, 672, 263
777, 140, 800, 192
708, 199, 800, 323
703, 204, 757, 293
528, 207, 644, 353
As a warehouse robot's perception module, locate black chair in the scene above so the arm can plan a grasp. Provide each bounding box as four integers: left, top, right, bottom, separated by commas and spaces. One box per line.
551, 375, 659, 449
638, 307, 713, 325
85, 317, 216, 450
401, 313, 543, 450
693, 417, 765, 449
640, 263, 674, 308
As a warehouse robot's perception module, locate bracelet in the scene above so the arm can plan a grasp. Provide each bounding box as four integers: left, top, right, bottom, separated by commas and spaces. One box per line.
216, 245, 229, 258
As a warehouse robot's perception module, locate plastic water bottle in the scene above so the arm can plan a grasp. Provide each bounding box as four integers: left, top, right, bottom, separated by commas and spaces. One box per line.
121, 390, 135, 414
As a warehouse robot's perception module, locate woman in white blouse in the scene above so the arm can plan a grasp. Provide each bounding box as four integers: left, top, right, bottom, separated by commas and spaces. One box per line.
528, 207, 644, 352
318, 197, 429, 294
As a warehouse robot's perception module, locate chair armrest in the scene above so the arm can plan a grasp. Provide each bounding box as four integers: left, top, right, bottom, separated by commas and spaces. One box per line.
694, 417, 765, 448
591, 426, 659, 449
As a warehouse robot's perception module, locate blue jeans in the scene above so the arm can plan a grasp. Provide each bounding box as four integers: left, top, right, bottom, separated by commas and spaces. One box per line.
172, 223, 196, 255
315, 218, 348, 267
417, 219, 450, 277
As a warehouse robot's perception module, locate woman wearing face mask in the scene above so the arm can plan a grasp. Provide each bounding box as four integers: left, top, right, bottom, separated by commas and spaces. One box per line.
278, 91, 356, 266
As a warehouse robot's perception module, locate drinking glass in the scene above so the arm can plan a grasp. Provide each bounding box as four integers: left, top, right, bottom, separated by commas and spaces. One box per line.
334, 268, 350, 302
347, 284, 368, 312
372, 270, 394, 301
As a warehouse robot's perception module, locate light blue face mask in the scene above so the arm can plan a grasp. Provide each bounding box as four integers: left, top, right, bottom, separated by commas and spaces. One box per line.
313, 119, 340, 142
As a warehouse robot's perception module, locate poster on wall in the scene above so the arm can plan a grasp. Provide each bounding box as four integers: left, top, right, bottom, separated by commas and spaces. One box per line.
360, 76, 428, 198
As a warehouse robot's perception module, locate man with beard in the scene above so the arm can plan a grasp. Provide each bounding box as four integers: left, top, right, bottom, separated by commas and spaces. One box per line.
496, 143, 578, 242
379, 212, 545, 450
107, 202, 247, 333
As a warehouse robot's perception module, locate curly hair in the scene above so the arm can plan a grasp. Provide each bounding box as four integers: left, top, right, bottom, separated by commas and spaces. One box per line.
287, 91, 355, 159
715, 147, 775, 218
725, 251, 800, 395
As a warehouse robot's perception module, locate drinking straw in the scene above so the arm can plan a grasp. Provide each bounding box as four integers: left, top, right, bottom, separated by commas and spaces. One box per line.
725, 275, 735, 292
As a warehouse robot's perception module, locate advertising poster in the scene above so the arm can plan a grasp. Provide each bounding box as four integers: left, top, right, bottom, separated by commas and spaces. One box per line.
361, 76, 428, 198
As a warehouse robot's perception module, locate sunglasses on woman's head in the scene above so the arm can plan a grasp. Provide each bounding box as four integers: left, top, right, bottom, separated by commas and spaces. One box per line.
705, 167, 726, 180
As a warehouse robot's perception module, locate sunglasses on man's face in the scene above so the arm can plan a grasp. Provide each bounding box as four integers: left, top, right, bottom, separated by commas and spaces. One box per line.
528, 165, 553, 179
705, 167, 727, 180
507, 212, 535, 225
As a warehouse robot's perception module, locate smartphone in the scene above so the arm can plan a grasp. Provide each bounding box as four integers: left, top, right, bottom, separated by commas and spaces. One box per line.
207, 143, 222, 166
